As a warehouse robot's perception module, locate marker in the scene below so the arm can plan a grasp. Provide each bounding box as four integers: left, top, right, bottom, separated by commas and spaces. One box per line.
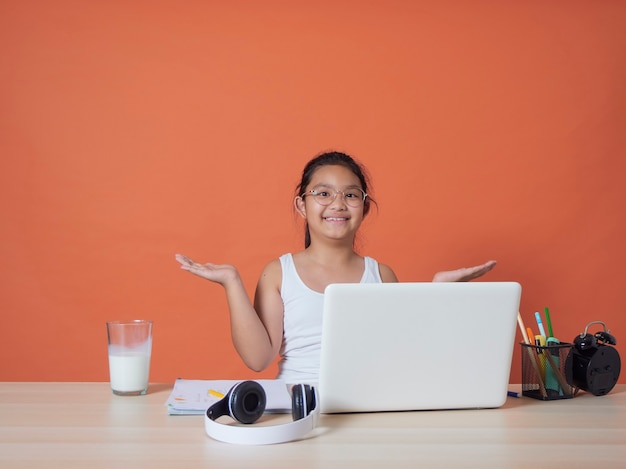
544, 337, 569, 396
535, 334, 547, 348
545, 336, 562, 394
208, 389, 225, 399
544, 307, 554, 338
535, 334, 547, 381
535, 312, 547, 338
507, 390, 520, 398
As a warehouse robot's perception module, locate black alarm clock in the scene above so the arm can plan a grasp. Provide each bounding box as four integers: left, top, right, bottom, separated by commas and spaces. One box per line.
565, 321, 621, 396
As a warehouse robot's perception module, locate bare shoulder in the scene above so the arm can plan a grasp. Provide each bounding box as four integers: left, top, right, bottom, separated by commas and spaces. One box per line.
254, 258, 284, 315
257, 258, 282, 289
378, 262, 399, 283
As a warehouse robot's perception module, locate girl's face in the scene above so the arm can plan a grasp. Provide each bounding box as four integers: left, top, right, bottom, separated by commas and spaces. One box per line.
295, 164, 366, 245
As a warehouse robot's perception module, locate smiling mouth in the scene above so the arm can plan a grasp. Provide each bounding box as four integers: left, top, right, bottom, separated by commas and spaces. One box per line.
323, 217, 349, 221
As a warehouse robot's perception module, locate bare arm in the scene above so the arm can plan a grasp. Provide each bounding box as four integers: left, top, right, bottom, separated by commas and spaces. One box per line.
175, 254, 283, 372
432, 260, 497, 282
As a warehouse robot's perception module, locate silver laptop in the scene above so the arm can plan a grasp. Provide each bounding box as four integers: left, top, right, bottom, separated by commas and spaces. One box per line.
318, 282, 521, 413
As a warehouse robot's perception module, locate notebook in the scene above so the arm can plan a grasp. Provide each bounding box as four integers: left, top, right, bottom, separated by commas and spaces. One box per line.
318, 281, 521, 413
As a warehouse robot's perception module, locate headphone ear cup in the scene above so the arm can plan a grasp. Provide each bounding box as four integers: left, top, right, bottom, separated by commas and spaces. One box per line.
305, 385, 316, 414
291, 384, 316, 421
228, 380, 267, 424
575, 333, 596, 351
292, 384, 306, 421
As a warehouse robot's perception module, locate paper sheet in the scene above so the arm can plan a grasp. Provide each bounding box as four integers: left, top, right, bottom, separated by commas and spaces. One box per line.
165, 378, 292, 415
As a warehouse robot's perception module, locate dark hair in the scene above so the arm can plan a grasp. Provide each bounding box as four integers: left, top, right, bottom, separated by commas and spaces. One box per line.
296, 151, 374, 248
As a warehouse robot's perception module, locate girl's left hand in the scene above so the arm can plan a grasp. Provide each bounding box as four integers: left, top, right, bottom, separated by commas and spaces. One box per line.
432, 260, 497, 282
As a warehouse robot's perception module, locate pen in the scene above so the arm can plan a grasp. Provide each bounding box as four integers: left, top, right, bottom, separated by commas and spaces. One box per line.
209, 389, 225, 399
507, 391, 520, 398
544, 307, 554, 338
535, 312, 547, 338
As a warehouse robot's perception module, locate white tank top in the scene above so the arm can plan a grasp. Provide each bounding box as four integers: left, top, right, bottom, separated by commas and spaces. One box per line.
277, 253, 382, 384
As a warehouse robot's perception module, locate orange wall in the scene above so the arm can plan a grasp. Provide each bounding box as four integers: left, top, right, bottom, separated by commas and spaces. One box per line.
1, 0, 625, 384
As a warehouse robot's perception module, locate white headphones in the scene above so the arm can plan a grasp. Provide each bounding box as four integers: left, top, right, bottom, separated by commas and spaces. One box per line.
205, 380, 320, 445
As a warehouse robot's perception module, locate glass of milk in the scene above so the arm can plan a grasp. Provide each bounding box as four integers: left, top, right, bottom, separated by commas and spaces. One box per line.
106, 320, 153, 396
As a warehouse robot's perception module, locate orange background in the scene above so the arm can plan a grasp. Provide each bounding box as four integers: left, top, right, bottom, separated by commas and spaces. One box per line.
1, 0, 624, 385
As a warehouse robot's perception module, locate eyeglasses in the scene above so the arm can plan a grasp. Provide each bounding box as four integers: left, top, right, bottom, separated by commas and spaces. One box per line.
303, 186, 368, 208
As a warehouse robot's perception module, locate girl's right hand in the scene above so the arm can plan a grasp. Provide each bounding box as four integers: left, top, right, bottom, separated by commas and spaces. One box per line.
431, 260, 496, 282
175, 253, 240, 285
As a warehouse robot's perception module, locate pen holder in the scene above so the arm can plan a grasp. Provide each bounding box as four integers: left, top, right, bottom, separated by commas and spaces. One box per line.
520, 342, 575, 400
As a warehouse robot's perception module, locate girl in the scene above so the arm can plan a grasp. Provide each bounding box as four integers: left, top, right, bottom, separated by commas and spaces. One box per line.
176, 151, 495, 384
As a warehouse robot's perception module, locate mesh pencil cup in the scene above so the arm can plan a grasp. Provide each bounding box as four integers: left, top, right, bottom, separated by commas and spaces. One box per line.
520, 342, 575, 400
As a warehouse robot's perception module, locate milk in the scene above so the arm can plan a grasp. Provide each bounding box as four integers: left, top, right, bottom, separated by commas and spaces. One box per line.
106, 320, 153, 395
108, 349, 151, 393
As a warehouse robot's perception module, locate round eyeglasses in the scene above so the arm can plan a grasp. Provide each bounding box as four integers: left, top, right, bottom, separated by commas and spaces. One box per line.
303, 187, 368, 208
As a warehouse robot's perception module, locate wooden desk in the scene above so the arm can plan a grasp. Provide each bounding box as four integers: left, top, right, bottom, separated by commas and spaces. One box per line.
1, 383, 625, 468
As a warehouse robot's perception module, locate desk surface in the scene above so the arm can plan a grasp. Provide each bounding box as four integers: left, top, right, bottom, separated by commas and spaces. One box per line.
1, 383, 625, 468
